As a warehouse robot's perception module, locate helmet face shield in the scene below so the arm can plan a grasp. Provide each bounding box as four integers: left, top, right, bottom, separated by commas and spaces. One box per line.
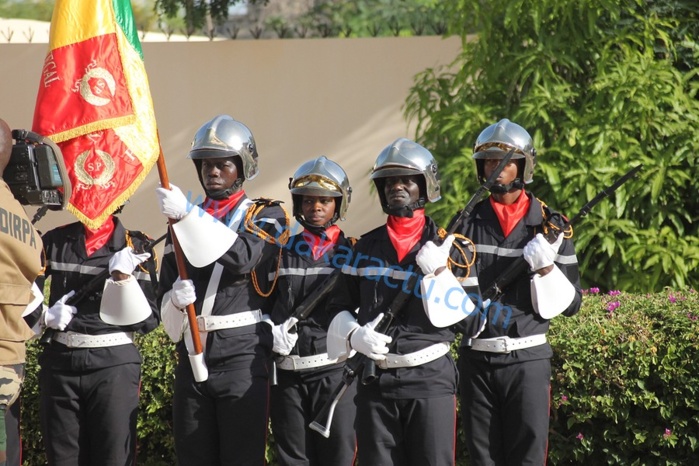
290, 174, 343, 197
473, 119, 536, 184
370, 166, 423, 179
289, 156, 351, 221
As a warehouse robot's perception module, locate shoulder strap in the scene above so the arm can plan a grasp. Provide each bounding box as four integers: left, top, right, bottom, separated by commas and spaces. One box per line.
227, 198, 254, 232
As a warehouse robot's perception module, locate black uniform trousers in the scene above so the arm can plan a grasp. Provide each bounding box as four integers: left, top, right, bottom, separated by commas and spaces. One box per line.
173, 362, 269, 466
355, 383, 457, 466
458, 356, 551, 466
39, 362, 141, 466
270, 368, 357, 466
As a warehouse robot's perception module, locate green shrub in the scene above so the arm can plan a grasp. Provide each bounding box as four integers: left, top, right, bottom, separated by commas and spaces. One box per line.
19, 289, 699, 464
548, 288, 699, 464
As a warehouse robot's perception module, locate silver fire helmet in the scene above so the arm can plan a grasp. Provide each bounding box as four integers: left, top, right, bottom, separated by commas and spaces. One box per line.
188, 115, 259, 181
289, 156, 352, 221
473, 118, 536, 184
370, 138, 441, 204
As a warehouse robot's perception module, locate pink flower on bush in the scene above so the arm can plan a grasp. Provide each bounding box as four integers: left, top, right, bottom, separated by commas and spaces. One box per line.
668, 295, 677, 303
664, 428, 672, 439
608, 290, 621, 296
590, 287, 600, 294
607, 301, 620, 313
561, 395, 568, 402
576, 433, 584, 441
688, 313, 698, 321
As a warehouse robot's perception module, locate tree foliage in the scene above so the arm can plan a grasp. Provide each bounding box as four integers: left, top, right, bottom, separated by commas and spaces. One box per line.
294, 0, 451, 38
0, 1, 166, 35
406, 0, 699, 292
153, 0, 450, 38
0, 0, 54, 21
154, 0, 266, 35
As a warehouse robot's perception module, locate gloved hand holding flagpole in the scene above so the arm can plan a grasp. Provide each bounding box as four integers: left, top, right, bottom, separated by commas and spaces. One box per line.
155, 145, 208, 382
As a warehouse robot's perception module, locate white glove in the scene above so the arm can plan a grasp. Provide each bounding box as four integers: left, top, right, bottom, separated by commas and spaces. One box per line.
171, 277, 196, 309
349, 313, 392, 361
523, 233, 564, 272
155, 184, 189, 220
44, 291, 77, 331
272, 317, 299, 356
416, 235, 456, 275
109, 247, 150, 275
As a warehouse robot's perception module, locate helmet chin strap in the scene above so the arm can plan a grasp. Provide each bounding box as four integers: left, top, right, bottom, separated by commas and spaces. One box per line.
382, 198, 426, 218
206, 178, 244, 200
489, 178, 524, 194
295, 212, 339, 233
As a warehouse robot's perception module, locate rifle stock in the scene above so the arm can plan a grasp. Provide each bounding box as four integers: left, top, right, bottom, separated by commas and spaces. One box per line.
309, 350, 366, 438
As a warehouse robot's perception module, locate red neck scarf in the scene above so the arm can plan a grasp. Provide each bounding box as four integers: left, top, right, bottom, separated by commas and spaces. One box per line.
386, 209, 426, 262
490, 190, 530, 237
203, 190, 246, 219
302, 225, 341, 260
84, 216, 115, 256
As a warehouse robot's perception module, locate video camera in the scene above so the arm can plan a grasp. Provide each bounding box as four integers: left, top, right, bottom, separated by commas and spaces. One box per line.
6, 129, 71, 210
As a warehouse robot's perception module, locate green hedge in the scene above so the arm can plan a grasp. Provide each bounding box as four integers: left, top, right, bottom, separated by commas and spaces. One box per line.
548, 289, 699, 464
19, 289, 699, 465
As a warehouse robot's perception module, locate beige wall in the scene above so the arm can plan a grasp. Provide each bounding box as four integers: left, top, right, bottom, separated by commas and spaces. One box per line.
0, 36, 460, 246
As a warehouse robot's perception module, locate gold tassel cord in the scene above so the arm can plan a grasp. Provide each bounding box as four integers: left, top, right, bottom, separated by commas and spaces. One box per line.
538, 200, 574, 239
436, 227, 476, 277
244, 201, 290, 298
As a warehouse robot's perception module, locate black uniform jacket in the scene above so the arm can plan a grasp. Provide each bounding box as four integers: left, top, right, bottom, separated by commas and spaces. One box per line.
328, 216, 470, 400
270, 230, 354, 382
451, 192, 582, 365
157, 196, 288, 373
37, 218, 159, 371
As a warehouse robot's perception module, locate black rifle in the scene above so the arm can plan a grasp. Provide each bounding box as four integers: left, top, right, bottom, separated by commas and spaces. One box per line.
481, 164, 643, 304
38, 232, 167, 345
270, 269, 343, 385
289, 270, 342, 333
308, 149, 515, 438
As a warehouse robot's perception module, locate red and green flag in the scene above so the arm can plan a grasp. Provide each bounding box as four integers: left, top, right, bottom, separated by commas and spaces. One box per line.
32, 0, 159, 229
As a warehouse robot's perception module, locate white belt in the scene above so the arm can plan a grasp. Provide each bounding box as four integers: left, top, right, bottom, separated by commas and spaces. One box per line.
53, 331, 134, 349
377, 342, 451, 370
467, 334, 547, 354
275, 353, 345, 371
196, 310, 265, 332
